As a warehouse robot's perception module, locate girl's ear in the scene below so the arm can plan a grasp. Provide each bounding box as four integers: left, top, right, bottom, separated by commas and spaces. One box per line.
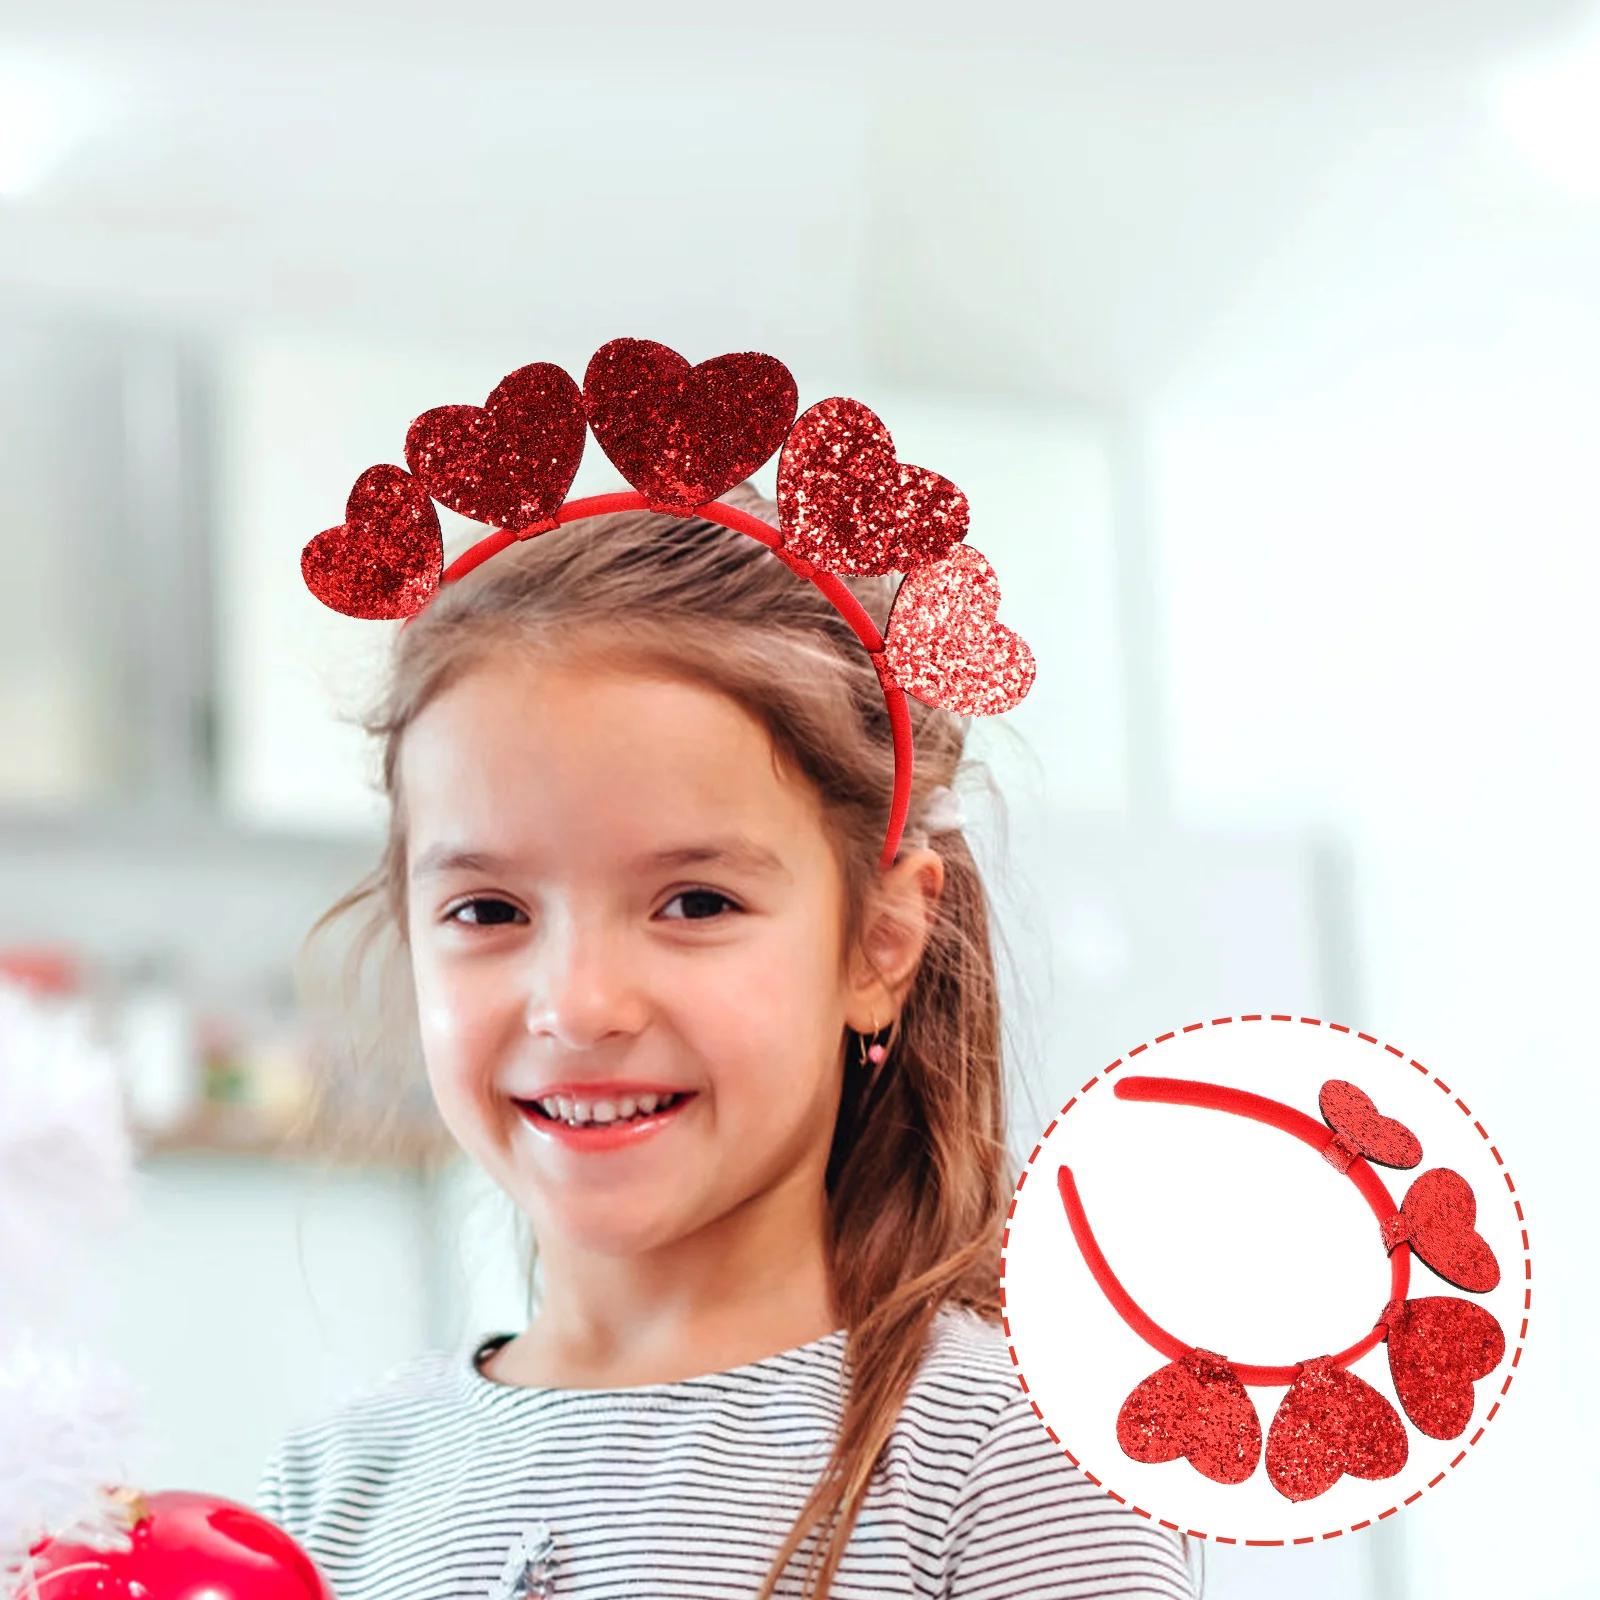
845, 846, 946, 1028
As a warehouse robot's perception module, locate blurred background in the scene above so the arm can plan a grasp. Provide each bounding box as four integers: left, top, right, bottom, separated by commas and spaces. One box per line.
1, 1, 1596, 1595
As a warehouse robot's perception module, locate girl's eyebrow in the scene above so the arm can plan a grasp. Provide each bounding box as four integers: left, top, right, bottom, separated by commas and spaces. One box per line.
409, 839, 789, 881
638, 840, 790, 879
410, 845, 510, 879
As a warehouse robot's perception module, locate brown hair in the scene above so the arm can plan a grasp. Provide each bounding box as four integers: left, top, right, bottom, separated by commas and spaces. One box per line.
316, 483, 1011, 1598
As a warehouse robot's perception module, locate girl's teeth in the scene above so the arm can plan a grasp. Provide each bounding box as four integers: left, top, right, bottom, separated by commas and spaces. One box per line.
529, 1091, 683, 1126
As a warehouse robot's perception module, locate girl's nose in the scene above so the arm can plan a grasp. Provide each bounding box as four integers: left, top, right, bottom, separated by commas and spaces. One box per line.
522, 916, 645, 1051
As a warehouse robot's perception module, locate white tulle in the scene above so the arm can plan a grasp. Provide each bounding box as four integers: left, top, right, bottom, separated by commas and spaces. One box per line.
0, 1340, 143, 1574
0, 982, 132, 1308
0, 981, 143, 1575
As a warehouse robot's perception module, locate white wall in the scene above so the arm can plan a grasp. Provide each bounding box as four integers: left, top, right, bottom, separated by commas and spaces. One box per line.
1152, 106, 1600, 1600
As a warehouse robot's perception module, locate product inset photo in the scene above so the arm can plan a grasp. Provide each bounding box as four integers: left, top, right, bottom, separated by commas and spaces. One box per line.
1002, 1016, 1527, 1544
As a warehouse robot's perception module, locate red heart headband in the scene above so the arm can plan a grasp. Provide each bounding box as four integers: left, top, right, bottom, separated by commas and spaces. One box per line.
1056, 1075, 1506, 1503
298, 338, 1037, 869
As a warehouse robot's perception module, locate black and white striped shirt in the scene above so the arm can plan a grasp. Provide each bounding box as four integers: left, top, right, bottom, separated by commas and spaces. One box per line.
256, 1308, 1195, 1600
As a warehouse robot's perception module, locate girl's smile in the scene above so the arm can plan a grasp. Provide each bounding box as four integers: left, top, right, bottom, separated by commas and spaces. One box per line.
513, 1084, 698, 1150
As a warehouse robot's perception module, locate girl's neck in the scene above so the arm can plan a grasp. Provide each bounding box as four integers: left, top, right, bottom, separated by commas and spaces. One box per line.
483, 1181, 840, 1390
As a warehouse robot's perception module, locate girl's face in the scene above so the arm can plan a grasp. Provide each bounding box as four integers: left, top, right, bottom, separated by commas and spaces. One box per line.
401, 655, 892, 1260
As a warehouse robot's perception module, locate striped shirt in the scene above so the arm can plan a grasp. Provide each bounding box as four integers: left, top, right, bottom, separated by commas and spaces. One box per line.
255, 1308, 1195, 1600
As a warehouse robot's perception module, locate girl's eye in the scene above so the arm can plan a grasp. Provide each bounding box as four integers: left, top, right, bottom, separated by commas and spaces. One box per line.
659, 888, 740, 922
446, 897, 527, 927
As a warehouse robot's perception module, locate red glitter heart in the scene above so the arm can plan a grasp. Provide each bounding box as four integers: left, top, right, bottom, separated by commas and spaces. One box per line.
583, 338, 798, 511
1394, 1168, 1501, 1293
1319, 1079, 1422, 1169
775, 396, 968, 575
1116, 1348, 1262, 1485
1386, 1296, 1505, 1440
1264, 1356, 1408, 1502
884, 545, 1036, 716
301, 464, 442, 620
404, 362, 585, 532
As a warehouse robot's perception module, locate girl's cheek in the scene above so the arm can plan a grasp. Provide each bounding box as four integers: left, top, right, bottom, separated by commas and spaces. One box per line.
413, 950, 512, 1106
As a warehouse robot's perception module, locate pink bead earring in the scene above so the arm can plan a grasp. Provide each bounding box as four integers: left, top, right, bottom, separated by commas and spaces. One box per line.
861, 1021, 892, 1067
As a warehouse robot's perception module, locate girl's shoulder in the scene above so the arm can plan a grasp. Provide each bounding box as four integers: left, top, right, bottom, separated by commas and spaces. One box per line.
254, 1346, 471, 1523
306, 1345, 468, 1434
906, 1304, 1024, 1421
875, 1305, 1049, 1478
917, 1303, 1014, 1378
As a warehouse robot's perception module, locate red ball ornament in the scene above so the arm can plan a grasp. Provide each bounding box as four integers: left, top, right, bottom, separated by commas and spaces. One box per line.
23, 1490, 332, 1599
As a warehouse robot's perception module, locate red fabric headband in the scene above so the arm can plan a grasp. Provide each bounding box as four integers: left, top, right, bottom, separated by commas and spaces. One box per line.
298, 339, 1037, 869
1057, 1074, 1506, 1502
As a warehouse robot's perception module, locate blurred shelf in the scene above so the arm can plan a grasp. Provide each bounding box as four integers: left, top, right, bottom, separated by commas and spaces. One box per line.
139, 1104, 456, 1173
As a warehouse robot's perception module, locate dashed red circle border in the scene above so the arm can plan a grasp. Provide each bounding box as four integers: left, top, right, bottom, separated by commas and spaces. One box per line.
999, 1014, 1532, 1546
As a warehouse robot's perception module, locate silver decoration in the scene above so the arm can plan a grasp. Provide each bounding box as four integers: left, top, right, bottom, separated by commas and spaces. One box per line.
489, 1521, 557, 1600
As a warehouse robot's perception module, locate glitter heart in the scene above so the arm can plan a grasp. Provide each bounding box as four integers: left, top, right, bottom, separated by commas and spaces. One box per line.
1264, 1356, 1408, 1502
775, 396, 968, 575
1391, 1168, 1501, 1293
405, 362, 586, 532
1116, 1348, 1262, 1485
582, 338, 798, 511
1319, 1079, 1422, 1169
301, 464, 442, 620
1385, 1296, 1505, 1440
884, 545, 1036, 716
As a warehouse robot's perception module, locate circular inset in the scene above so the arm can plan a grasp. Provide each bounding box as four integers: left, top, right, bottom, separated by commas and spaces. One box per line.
1001, 1017, 1528, 1545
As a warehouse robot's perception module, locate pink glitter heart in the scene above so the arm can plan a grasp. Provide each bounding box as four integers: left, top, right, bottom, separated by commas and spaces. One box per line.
776, 396, 968, 575
884, 545, 1036, 716
301, 464, 442, 620
583, 338, 797, 511
405, 362, 585, 532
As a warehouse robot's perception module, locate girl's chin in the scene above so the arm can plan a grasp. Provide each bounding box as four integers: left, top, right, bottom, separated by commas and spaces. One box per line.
520, 1187, 722, 1263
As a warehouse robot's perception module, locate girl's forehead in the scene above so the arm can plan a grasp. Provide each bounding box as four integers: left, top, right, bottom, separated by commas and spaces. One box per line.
408, 657, 765, 767
399, 659, 824, 862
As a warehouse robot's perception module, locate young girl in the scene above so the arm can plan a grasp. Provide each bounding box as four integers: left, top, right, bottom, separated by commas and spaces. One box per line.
258, 483, 1197, 1600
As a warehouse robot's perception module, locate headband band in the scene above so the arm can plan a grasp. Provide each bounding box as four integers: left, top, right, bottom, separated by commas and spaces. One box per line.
1058, 1073, 1506, 1502
1058, 1078, 1410, 1385
298, 340, 1037, 870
